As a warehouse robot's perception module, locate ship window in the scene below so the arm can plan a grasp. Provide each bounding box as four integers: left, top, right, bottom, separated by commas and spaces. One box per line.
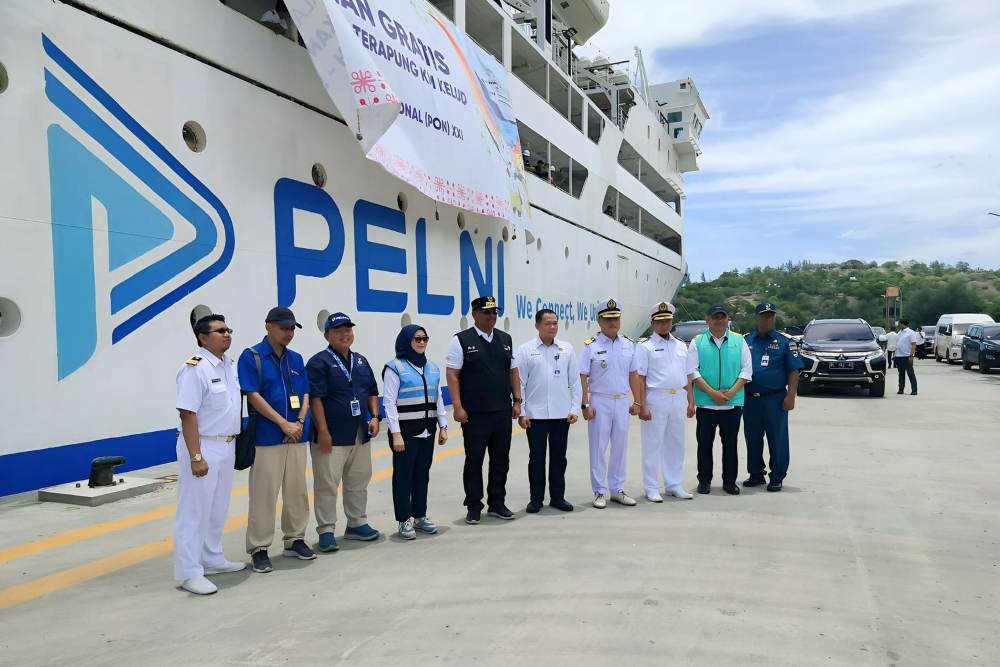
680, 82, 687, 90
0, 297, 22, 338
0, 61, 8, 94
457, 213, 466, 230
312, 163, 327, 188
182, 121, 206, 153
466, 0, 503, 63
401, 313, 412, 327
317, 310, 331, 333
673, 127, 684, 139
549, 66, 570, 118
587, 104, 604, 143
517, 119, 587, 198
570, 89, 584, 132
190, 305, 213, 329
665, 111, 682, 124
511, 28, 548, 101
427, 0, 454, 22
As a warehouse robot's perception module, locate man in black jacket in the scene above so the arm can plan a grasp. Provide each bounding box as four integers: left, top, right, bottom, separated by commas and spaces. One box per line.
445, 296, 522, 524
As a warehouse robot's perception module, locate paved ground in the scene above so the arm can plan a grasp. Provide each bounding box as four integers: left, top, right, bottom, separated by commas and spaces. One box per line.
1, 360, 998, 666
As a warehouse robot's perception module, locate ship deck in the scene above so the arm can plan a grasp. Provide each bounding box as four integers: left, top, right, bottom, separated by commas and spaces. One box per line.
1, 360, 998, 665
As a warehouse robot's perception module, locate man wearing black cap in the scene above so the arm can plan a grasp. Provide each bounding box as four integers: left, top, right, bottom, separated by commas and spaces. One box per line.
445, 295, 521, 524
239, 307, 314, 572
688, 304, 753, 495
743, 302, 803, 493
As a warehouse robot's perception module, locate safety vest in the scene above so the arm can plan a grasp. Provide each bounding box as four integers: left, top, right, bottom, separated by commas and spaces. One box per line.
385, 359, 440, 436
693, 332, 745, 407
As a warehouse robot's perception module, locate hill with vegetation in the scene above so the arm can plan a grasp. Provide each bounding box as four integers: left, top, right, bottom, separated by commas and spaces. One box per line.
675, 260, 1000, 332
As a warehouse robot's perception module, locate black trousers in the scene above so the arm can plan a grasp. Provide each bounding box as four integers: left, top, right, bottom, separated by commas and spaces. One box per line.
461, 410, 512, 511
887, 350, 894, 367
696, 407, 742, 485
390, 432, 435, 522
896, 356, 917, 392
526, 419, 570, 503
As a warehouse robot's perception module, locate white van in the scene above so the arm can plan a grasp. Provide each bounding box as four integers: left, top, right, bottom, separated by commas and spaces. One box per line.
934, 313, 996, 363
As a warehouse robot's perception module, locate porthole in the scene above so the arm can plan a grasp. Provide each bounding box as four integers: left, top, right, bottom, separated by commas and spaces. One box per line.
502, 227, 509, 242
317, 309, 331, 332
605, 260, 610, 270
474, 227, 478, 235
635, 270, 638, 279
587, 254, 592, 265
0, 62, 8, 95
0, 297, 22, 338
460, 316, 468, 330
311, 163, 327, 187
457, 212, 466, 230
397, 192, 408, 212
503, 317, 510, 330
400, 313, 412, 327
564, 246, 569, 259
182, 121, 206, 153
536, 238, 542, 251
189, 304, 213, 328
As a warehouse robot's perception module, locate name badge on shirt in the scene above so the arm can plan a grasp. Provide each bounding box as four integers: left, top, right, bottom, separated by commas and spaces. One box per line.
760, 355, 770, 367
350, 398, 362, 417
290, 395, 301, 410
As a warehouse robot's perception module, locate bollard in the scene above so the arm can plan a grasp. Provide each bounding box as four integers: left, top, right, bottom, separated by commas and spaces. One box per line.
88, 456, 127, 488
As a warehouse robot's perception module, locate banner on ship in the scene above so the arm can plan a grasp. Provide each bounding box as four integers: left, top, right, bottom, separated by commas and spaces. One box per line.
288, 0, 531, 227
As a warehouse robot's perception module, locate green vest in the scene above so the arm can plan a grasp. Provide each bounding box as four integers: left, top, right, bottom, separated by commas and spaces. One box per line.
693, 332, 745, 407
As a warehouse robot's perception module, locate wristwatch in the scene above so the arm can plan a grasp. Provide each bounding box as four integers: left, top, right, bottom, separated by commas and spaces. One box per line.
191, 452, 203, 463
581, 403, 591, 410
512, 397, 523, 404
296, 418, 305, 425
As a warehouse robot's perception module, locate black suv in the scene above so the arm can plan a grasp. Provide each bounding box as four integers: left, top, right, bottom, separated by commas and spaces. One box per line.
961, 324, 1000, 373
798, 319, 888, 397
917, 326, 935, 359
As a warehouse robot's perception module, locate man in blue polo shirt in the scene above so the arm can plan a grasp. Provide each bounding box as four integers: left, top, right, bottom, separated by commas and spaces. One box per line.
306, 312, 381, 551
239, 307, 314, 573
743, 302, 803, 492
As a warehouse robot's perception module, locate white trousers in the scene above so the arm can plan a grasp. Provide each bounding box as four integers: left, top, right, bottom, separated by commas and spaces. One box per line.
640, 390, 687, 493
588, 393, 631, 494
173, 437, 235, 581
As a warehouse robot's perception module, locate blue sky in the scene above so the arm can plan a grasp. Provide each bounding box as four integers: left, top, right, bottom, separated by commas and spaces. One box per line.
581, 1, 1000, 278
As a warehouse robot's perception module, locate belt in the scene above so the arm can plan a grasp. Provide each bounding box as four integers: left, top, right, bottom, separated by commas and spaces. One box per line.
647, 387, 684, 395
748, 389, 784, 398
202, 435, 237, 442
590, 392, 628, 399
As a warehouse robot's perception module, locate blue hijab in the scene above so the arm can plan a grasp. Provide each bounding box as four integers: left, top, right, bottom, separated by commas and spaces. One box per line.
395, 324, 428, 368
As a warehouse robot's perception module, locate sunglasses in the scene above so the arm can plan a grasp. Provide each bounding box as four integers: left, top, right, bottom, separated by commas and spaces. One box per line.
207, 327, 233, 335
412, 335, 430, 342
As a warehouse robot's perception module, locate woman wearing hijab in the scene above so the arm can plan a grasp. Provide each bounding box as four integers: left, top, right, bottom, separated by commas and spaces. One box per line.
382, 325, 449, 540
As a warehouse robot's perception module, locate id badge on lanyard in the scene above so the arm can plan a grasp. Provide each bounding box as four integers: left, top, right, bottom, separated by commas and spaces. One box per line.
329, 349, 362, 417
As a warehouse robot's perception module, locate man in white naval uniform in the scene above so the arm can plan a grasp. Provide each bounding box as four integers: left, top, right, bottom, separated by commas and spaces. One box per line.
174, 314, 247, 595
629, 302, 696, 502
579, 298, 638, 508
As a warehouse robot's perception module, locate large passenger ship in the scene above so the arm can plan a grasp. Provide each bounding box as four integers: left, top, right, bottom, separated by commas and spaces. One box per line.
0, 0, 708, 495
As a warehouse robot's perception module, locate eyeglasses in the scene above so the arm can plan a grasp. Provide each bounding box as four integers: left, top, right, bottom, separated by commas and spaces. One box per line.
412, 336, 430, 342
208, 328, 233, 335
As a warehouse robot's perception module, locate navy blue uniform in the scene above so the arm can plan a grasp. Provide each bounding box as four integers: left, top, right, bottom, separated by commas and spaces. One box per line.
744, 331, 804, 481
238, 338, 311, 446
306, 347, 379, 446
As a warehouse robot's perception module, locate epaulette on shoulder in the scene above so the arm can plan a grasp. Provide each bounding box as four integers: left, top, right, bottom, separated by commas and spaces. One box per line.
185, 355, 202, 366
638, 336, 649, 343
584, 336, 596, 345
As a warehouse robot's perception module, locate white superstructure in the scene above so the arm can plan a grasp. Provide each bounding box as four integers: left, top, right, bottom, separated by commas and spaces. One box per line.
0, 0, 707, 495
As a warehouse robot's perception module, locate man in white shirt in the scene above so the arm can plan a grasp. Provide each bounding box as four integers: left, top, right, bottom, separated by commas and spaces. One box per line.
629, 302, 695, 502
885, 329, 899, 367
513, 309, 582, 513
894, 319, 919, 395
687, 305, 753, 495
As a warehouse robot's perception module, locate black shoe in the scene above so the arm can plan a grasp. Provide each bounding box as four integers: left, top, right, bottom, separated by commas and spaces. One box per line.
723, 483, 741, 495
487, 505, 515, 520
251, 550, 273, 573
742, 475, 766, 487
465, 509, 481, 525
697, 482, 711, 494
910, 392, 917, 396
282, 539, 316, 560
549, 499, 574, 512
526, 500, 542, 513
767, 480, 783, 492
897, 390, 904, 395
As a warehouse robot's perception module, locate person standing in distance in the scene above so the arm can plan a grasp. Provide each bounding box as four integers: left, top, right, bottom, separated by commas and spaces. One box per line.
884, 327, 898, 367
629, 302, 695, 502
306, 312, 381, 552
239, 307, 314, 574
173, 314, 247, 595
894, 319, 919, 395
742, 303, 803, 493
445, 296, 521, 524
382, 325, 449, 540
579, 298, 638, 508
513, 308, 582, 513
688, 304, 753, 496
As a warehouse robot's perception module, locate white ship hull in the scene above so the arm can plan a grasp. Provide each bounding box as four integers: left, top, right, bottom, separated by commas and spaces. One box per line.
0, 0, 686, 495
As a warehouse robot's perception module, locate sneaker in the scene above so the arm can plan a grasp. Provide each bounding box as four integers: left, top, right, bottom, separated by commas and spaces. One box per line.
487, 505, 515, 520
465, 509, 481, 525
344, 524, 380, 541
251, 551, 273, 573
259, 9, 288, 31
549, 499, 574, 512
282, 540, 316, 560
646, 491, 664, 503
414, 516, 438, 534
399, 519, 416, 540
593, 493, 608, 509
317, 532, 339, 553
181, 575, 217, 595
610, 490, 637, 506
203, 560, 247, 575
526, 500, 542, 513
667, 487, 694, 500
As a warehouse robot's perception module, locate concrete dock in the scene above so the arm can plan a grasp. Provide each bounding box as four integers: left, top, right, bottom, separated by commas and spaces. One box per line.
1, 360, 997, 666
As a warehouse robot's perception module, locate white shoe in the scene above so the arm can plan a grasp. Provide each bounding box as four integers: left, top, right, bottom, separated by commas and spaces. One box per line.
181, 576, 218, 595
593, 493, 608, 509
610, 491, 637, 506
667, 487, 694, 500
646, 491, 664, 503
203, 560, 247, 575
399, 519, 416, 540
